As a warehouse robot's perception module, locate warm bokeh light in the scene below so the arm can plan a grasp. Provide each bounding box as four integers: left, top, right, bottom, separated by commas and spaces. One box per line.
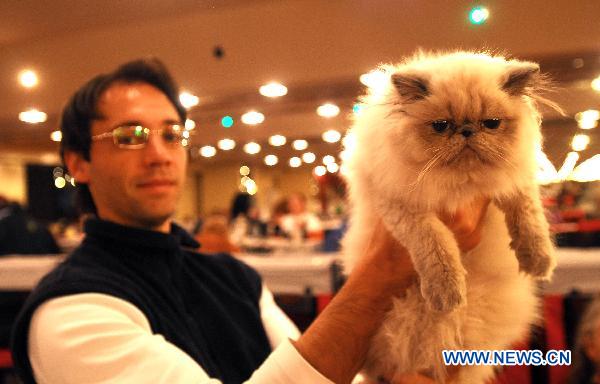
259, 82, 288, 97
557, 152, 580, 180
316, 103, 340, 118
322, 129, 342, 143
54, 177, 66, 189
322, 155, 336, 164
19, 109, 47, 124
243, 142, 261, 154
326, 162, 339, 173
199, 145, 216, 158
179, 91, 199, 109
575, 109, 599, 129
289, 157, 302, 168
50, 130, 62, 142
269, 134, 287, 146
570, 154, 600, 182
359, 70, 388, 90
264, 155, 278, 166
185, 119, 196, 130
591, 76, 600, 92
217, 138, 236, 150
241, 111, 265, 125
244, 178, 258, 195
292, 139, 308, 151
535, 149, 559, 185
19, 69, 38, 88
240, 166, 250, 176
314, 165, 327, 177
571, 134, 590, 152
302, 152, 316, 163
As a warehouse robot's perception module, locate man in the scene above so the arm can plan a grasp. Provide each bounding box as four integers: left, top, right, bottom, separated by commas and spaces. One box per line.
11, 58, 486, 383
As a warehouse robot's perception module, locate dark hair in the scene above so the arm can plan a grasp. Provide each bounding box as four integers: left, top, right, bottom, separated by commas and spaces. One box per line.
569, 297, 600, 384
59, 58, 187, 214
230, 193, 255, 221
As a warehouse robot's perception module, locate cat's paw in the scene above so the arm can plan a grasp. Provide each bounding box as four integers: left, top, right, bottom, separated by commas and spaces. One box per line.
421, 274, 466, 312
515, 236, 556, 280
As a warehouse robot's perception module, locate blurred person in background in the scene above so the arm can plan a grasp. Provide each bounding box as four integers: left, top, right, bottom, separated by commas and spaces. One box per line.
0, 195, 60, 256
195, 211, 239, 254
279, 192, 323, 241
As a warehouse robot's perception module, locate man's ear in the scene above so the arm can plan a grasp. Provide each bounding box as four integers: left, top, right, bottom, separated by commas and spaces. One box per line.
63, 151, 91, 184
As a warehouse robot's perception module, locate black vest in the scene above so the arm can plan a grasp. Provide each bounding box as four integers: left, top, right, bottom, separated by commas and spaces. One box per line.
11, 219, 271, 384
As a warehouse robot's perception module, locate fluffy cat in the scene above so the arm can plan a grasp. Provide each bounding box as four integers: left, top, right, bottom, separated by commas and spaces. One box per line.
341, 51, 558, 383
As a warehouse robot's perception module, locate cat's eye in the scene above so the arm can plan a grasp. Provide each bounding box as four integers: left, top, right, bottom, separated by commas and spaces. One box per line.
431, 120, 451, 133
482, 119, 501, 129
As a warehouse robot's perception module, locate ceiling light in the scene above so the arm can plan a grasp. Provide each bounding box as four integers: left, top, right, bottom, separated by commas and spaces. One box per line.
179, 91, 199, 109
571, 134, 590, 152
182, 139, 189, 147
317, 103, 340, 118
359, 70, 388, 89
557, 152, 580, 180
218, 138, 236, 150
19, 69, 38, 88
269, 134, 287, 146
241, 111, 265, 125
469, 6, 490, 25
244, 142, 261, 154
591, 76, 600, 92
327, 162, 339, 173
259, 82, 288, 97
292, 139, 308, 150
240, 166, 250, 176
50, 130, 62, 142
289, 157, 302, 168
569, 154, 600, 182
199, 145, 217, 158
244, 178, 258, 195
264, 155, 278, 166
221, 116, 234, 128
185, 119, 196, 130
323, 155, 336, 165
314, 166, 327, 177
575, 109, 599, 129
302, 152, 316, 163
19, 109, 47, 124
54, 177, 66, 189
322, 129, 341, 143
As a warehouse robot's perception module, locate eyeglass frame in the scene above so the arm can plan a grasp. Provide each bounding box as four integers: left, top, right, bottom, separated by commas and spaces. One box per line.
90, 123, 191, 149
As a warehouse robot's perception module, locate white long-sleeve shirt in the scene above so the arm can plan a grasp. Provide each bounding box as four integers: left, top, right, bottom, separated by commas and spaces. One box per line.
28, 286, 334, 384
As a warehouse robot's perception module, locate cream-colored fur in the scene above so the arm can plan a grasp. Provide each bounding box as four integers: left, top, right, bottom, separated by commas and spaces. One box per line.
342, 51, 557, 383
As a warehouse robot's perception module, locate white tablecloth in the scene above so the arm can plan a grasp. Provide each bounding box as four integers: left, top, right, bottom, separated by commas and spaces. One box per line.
0, 248, 598, 294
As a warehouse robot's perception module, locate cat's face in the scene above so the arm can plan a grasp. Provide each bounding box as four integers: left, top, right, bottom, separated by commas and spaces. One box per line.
383, 53, 543, 183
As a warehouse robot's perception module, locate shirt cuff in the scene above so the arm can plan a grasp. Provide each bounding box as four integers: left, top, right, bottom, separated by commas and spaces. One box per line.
246, 338, 334, 384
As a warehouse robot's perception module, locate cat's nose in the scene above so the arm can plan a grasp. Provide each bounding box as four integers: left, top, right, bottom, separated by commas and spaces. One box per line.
460, 129, 473, 138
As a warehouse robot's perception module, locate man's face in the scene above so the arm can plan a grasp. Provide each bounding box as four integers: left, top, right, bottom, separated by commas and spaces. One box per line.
73, 82, 187, 232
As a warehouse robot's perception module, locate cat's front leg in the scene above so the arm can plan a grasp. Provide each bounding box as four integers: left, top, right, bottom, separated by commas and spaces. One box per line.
496, 188, 556, 279
377, 202, 466, 312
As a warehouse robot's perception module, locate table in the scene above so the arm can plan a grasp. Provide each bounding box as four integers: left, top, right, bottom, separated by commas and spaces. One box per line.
0, 248, 598, 294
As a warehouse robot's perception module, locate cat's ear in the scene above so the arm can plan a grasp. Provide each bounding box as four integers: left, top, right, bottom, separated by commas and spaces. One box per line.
502, 62, 540, 96
391, 72, 429, 102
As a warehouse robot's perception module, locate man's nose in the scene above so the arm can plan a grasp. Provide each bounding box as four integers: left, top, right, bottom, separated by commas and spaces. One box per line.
143, 134, 172, 166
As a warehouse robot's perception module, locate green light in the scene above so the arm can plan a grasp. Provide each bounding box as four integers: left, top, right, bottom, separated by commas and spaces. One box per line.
469, 6, 489, 25
221, 116, 234, 128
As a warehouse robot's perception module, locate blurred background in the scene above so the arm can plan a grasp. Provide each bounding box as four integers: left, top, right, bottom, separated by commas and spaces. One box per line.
1, 1, 600, 382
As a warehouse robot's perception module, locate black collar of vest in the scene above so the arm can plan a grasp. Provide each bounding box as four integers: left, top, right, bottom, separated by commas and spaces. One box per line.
83, 217, 200, 252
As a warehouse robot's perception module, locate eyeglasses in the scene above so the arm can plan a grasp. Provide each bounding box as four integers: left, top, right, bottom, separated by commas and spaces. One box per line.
91, 124, 189, 149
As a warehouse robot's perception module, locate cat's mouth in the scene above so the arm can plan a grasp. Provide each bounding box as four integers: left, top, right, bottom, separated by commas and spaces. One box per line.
446, 145, 488, 165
